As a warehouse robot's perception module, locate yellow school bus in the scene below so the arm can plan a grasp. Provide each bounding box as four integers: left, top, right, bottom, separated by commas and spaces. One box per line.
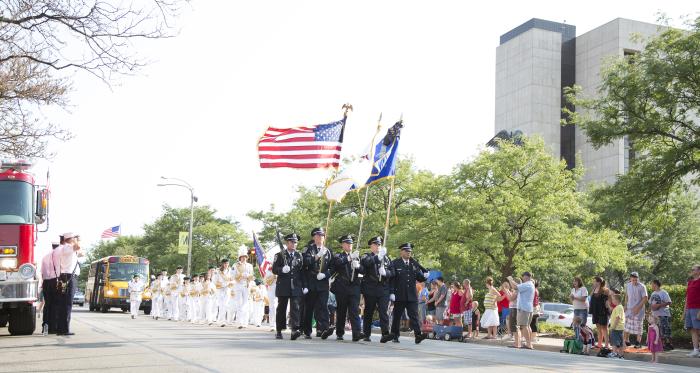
85, 255, 152, 313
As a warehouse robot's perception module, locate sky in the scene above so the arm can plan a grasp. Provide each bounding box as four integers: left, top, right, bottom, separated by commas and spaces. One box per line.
28, 0, 697, 260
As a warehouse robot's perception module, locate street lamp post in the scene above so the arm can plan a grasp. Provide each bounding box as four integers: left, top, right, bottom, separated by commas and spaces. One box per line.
157, 177, 198, 277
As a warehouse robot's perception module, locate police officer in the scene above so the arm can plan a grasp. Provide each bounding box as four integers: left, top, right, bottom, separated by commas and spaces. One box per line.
301, 227, 334, 340
272, 233, 306, 340
390, 243, 429, 344
53, 232, 83, 336
40, 240, 60, 335
360, 236, 394, 343
330, 235, 363, 341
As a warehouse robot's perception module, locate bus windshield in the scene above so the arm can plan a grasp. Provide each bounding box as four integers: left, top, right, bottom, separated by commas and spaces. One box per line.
0, 181, 33, 224
108, 263, 148, 281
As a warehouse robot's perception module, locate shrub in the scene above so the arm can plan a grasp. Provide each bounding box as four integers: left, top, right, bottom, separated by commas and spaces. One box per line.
537, 322, 574, 338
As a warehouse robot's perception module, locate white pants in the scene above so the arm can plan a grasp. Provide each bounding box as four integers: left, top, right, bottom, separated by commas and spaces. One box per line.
187, 298, 198, 322
178, 296, 188, 321
168, 294, 180, 320
233, 286, 249, 325
152, 294, 162, 318
201, 296, 215, 323
130, 296, 142, 317
216, 289, 230, 324
250, 300, 264, 326
267, 287, 277, 329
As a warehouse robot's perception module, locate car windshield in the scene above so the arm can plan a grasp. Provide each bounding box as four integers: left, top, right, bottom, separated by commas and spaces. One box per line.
108, 263, 148, 281
544, 303, 573, 313
0, 181, 33, 224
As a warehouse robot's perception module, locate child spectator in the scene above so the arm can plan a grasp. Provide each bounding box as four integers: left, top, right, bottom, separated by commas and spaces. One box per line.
647, 314, 663, 363
649, 279, 673, 350
562, 316, 584, 354
471, 301, 481, 339
579, 323, 595, 355
449, 282, 463, 327
609, 294, 625, 359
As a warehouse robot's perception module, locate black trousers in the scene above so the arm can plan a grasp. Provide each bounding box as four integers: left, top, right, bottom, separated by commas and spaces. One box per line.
301, 290, 330, 335
56, 275, 76, 334
363, 293, 390, 336
335, 293, 361, 337
276, 296, 301, 332
391, 301, 421, 339
42, 278, 57, 332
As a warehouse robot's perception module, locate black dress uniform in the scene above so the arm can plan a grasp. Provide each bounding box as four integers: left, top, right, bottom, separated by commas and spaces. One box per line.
301, 227, 334, 339
360, 236, 394, 342
272, 233, 306, 340
390, 243, 428, 344
330, 235, 364, 341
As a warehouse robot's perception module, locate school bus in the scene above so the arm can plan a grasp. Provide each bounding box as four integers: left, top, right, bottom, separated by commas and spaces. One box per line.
85, 255, 152, 314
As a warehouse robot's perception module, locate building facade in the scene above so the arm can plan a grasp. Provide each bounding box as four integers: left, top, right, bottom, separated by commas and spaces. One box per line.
495, 18, 662, 187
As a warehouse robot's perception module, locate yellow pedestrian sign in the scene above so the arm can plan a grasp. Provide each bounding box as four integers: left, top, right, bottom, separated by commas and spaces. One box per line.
178, 232, 189, 254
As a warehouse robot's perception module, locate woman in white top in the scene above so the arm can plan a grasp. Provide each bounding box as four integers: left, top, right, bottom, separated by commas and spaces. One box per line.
570, 277, 589, 326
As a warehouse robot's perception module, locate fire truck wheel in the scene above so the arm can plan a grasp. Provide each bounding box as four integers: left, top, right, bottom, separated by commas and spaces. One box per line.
0, 313, 8, 327
143, 307, 151, 315
8, 306, 36, 335
100, 305, 109, 313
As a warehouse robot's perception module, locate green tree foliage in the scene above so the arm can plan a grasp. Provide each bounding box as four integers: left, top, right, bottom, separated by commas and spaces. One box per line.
438, 138, 628, 299
564, 17, 700, 215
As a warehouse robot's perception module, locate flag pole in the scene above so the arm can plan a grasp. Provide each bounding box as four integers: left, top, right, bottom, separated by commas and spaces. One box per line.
382, 113, 402, 246
324, 103, 353, 245
355, 112, 383, 251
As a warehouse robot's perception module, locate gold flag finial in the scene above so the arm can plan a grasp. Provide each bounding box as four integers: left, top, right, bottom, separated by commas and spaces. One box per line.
342, 103, 353, 117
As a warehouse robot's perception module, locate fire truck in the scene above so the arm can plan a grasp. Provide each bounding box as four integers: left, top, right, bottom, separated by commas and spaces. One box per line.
0, 159, 48, 335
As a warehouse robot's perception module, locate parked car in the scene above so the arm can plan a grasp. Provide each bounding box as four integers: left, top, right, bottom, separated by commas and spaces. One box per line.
540, 302, 592, 327
73, 291, 85, 307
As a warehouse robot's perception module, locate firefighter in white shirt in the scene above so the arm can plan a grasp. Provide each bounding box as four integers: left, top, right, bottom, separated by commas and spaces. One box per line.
214, 259, 233, 326
167, 266, 184, 320
151, 273, 164, 320
264, 269, 277, 331
128, 274, 145, 319
54, 232, 83, 336
233, 246, 255, 328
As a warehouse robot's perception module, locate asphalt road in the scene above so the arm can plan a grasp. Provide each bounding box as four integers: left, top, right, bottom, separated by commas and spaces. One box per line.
0, 307, 690, 373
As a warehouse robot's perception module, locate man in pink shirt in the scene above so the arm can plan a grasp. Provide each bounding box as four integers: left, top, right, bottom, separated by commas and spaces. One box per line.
40, 238, 62, 335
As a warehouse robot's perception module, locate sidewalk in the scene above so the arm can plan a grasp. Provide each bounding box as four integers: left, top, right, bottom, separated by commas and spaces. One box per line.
397, 330, 700, 368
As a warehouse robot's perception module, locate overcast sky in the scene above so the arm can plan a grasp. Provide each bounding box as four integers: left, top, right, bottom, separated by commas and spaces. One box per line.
31, 0, 697, 259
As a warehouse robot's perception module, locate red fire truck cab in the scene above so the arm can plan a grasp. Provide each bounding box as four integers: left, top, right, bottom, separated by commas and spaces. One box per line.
0, 159, 48, 335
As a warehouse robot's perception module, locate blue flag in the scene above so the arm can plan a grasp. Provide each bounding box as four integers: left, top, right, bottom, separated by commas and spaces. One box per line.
365, 121, 402, 185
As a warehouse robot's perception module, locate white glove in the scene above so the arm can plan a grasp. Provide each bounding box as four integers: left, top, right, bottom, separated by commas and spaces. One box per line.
378, 246, 387, 259
351, 251, 360, 260
316, 247, 327, 259
265, 270, 273, 278
389, 294, 395, 302
302, 288, 309, 295
282, 265, 290, 274
378, 266, 386, 276
316, 273, 326, 281
352, 260, 360, 269
423, 272, 430, 279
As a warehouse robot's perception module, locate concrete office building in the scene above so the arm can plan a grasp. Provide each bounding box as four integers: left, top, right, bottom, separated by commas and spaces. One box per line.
495, 18, 662, 187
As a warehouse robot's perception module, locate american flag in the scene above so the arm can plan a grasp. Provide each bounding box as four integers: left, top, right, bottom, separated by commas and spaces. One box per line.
257, 119, 346, 169
253, 233, 270, 277
101, 225, 121, 239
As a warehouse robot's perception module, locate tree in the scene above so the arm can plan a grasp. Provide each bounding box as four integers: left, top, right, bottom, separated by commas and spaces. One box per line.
564, 17, 700, 214
439, 137, 628, 299
0, 0, 185, 157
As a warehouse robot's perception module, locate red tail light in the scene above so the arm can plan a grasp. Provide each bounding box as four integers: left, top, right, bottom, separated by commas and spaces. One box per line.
558, 315, 566, 319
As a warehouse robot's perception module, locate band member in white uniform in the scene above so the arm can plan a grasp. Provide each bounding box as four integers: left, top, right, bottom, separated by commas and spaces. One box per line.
233, 246, 255, 328
214, 259, 232, 326
264, 269, 277, 331
159, 269, 169, 319
190, 274, 202, 323
151, 273, 164, 320
168, 266, 185, 320
128, 274, 145, 319
250, 281, 265, 327
201, 269, 216, 324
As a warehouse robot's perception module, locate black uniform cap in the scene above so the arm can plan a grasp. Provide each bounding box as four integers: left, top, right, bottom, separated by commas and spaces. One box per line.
285, 233, 300, 242
368, 236, 382, 246
311, 227, 325, 236
183, 276, 190, 281
220, 258, 229, 263
200, 273, 207, 277
160, 269, 168, 272
132, 273, 141, 278
338, 234, 354, 244
208, 265, 216, 270
176, 265, 183, 269
399, 242, 413, 251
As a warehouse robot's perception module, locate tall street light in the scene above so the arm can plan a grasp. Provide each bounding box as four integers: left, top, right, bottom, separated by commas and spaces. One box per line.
157, 176, 198, 277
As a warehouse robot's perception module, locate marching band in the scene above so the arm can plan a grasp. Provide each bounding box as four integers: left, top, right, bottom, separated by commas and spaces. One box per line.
130, 229, 430, 344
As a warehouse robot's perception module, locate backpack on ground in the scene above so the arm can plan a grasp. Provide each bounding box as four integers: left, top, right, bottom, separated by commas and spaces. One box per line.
597, 347, 612, 357
561, 338, 583, 354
